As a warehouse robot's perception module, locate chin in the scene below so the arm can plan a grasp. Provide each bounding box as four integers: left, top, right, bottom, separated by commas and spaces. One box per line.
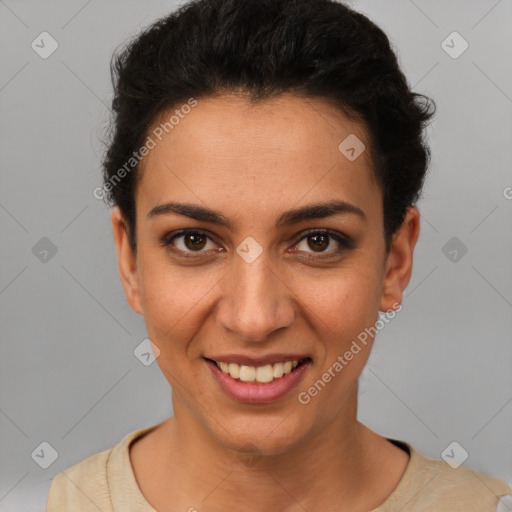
211, 414, 310, 458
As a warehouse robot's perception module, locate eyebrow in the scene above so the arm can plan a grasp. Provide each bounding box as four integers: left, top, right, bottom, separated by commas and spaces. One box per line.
147, 199, 367, 228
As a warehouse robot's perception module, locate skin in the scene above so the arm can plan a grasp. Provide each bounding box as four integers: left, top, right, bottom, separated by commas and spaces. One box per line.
112, 93, 420, 511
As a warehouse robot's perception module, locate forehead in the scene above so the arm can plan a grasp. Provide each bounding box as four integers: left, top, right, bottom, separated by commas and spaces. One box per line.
136, 93, 382, 226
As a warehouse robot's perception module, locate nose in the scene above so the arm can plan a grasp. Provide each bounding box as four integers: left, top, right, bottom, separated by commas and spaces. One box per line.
216, 249, 295, 343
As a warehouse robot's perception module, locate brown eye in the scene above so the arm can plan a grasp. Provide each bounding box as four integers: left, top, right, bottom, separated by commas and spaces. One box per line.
307, 233, 329, 252
163, 229, 220, 257
292, 229, 354, 259
183, 232, 207, 251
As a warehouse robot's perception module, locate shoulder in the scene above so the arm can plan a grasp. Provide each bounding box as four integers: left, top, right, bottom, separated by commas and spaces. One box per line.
46, 425, 159, 512
379, 440, 511, 512
414, 448, 510, 497
46, 445, 113, 511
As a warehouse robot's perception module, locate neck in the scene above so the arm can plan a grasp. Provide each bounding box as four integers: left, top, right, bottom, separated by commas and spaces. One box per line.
152, 384, 398, 511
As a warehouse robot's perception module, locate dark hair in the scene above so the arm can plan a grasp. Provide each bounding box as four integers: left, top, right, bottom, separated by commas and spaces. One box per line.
102, 0, 436, 254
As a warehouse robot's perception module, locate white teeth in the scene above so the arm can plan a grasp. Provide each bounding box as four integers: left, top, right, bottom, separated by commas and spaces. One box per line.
256, 364, 274, 383
239, 365, 256, 382
215, 359, 303, 383
272, 362, 284, 378
228, 363, 240, 379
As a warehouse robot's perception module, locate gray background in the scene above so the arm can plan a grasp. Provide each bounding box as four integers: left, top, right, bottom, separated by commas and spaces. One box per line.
1, 0, 511, 510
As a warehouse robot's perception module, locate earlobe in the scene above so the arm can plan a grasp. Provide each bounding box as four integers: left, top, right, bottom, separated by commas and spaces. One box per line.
111, 207, 143, 315
379, 207, 420, 312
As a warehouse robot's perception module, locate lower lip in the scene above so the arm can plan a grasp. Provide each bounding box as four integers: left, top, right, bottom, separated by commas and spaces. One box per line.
205, 358, 311, 404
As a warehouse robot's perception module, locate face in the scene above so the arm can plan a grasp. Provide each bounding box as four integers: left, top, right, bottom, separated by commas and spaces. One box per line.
112, 93, 419, 456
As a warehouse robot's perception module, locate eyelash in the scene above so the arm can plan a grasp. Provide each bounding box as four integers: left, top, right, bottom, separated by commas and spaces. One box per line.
161, 228, 355, 260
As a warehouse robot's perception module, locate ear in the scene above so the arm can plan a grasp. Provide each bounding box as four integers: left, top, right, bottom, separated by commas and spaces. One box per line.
379, 206, 420, 312
111, 207, 143, 315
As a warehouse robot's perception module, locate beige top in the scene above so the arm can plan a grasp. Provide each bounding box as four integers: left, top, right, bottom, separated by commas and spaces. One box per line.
47, 424, 511, 511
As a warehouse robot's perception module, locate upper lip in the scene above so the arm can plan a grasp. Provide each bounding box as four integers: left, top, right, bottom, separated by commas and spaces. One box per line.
204, 354, 312, 366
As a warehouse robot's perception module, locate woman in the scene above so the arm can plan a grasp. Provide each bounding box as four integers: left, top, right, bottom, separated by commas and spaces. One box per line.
47, 0, 511, 510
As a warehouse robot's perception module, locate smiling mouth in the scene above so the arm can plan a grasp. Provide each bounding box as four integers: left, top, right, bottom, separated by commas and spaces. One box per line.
204, 357, 312, 384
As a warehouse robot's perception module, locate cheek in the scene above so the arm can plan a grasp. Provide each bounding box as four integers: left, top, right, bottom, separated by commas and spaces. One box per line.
293, 272, 379, 419
137, 253, 215, 351
302, 266, 382, 339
